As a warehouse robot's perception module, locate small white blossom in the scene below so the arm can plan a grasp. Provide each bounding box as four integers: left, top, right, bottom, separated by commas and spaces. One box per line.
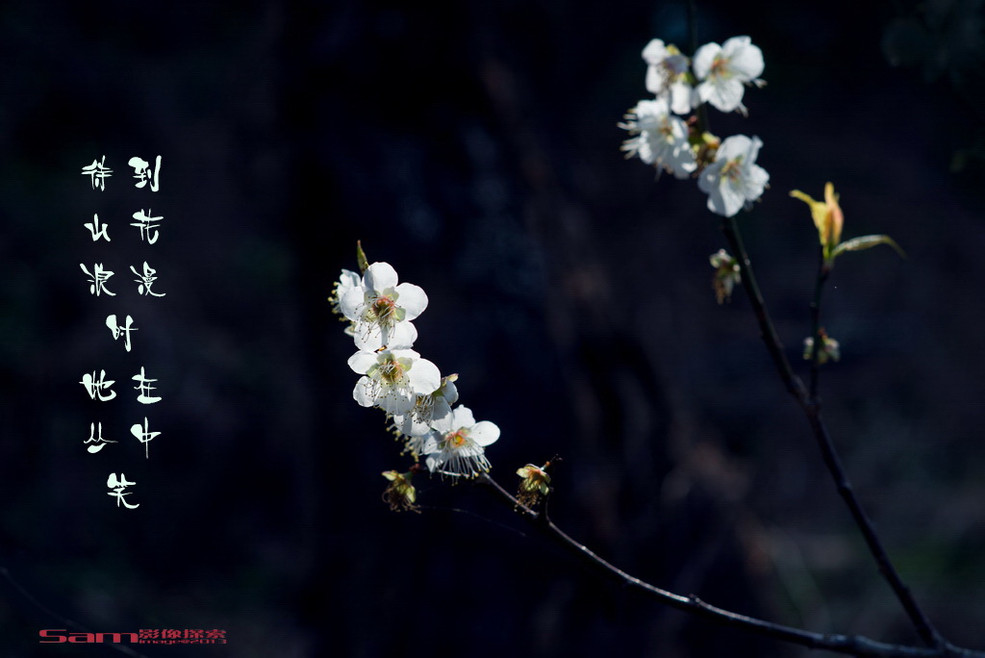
804, 331, 841, 364
341, 261, 428, 351
693, 36, 764, 115
348, 348, 441, 416
330, 268, 362, 335
393, 374, 460, 458
642, 39, 694, 115
709, 248, 741, 304
423, 405, 500, 477
697, 135, 769, 217
621, 98, 697, 179
399, 374, 458, 432
331, 269, 360, 312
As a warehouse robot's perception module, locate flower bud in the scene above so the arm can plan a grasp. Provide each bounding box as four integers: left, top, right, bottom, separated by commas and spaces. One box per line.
709, 249, 741, 304
803, 329, 841, 365
382, 470, 419, 513
516, 463, 552, 508
790, 182, 843, 262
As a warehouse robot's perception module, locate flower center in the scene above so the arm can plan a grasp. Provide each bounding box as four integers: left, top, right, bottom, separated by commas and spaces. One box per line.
412, 394, 434, 422
444, 429, 469, 448
658, 119, 674, 140
710, 56, 732, 79
368, 294, 398, 327
720, 157, 743, 183
377, 355, 406, 385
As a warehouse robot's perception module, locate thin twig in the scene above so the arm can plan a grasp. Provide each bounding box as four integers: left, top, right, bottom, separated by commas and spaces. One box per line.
720, 216, 805, 400
477, 475, 972, 658
808, 249, 829, 400
682, 0, 940, 637
720, 216, 944, 648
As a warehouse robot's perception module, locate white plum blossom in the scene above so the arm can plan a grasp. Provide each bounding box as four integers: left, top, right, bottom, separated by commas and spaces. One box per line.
620, 98, 697, 179
331, 269, 360, 313
697, 135, 769, 217
422, 405, 500, 477
334, 248, 505, 484
348, 348, 441, 417
341, 261, 428, 351
330, 268, 362, 335
393, 374, 460, 458
692, 36, 764, 115
642, 39, 694, 115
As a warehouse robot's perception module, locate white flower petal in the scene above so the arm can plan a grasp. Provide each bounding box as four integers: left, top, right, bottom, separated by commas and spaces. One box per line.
645, 66, 663, 95
431, 396, 453, 425
451, 405, 477, 429
741, 164, 769, 201
339, 287, 365, 322
697, 163, 719, 195
365, 262, 398, 292
379, 390, 415, 416
440, 380, 459, 406
352, 376, 377, 407
430, 412, 454, 433
744, 135, 763, 161
692, 42, 720, 79
701, 78, 745, 113
701, 184, 729, 216
721, 35, 751, 54
722, 36, 764, 79
384, 321, 418, 349
338, 269, 360, 292
408, 357, 441, 395
394, 282, 428, 321
422, 435, 440, 454
398, 413, 432, 437
717, 181, 747, 217
717, 134, 753, 160
351, 324, 381, 351
470, 421, 500, 447
347, 350, 379, 374
641, 38, 669, 65
668, 81, 693, 115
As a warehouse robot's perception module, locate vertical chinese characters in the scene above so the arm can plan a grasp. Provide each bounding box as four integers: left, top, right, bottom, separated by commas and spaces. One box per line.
78, 154, 167, 508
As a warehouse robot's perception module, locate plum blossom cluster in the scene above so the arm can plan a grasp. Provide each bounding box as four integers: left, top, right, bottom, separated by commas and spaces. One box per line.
330, 251, 501, 489
621, 36, 769, 217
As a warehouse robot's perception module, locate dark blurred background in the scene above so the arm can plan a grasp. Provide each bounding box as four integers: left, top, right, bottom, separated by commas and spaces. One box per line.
2, 0, 985, 656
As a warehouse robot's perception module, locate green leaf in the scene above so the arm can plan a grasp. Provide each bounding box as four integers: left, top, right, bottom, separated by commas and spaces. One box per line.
356, 240, 370, 273
831, 234, 906, 261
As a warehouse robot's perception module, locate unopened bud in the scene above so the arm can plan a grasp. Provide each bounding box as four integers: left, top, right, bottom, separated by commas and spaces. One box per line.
382, 470, 419, 513
709, 249, 741, 304
803, 329, 841, 365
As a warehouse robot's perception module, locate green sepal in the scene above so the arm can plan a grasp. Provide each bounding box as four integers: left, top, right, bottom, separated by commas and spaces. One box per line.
830, 234, 906, 261
356, 240, 370, 273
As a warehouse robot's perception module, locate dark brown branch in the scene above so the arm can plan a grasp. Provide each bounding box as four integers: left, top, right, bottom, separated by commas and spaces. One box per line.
808, 248, 829, 400
720, 216, 806, 400
477, 474, 975, 658
720, 216, 943, 648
